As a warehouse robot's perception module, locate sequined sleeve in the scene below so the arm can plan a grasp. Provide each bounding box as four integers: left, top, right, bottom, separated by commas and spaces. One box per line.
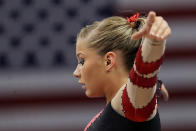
111, 38, 165, 122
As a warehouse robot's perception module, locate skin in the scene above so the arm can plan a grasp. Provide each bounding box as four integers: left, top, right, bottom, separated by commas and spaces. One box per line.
73, 11, 171, 104
161, 83, 169, 101
74, 38, 128, 103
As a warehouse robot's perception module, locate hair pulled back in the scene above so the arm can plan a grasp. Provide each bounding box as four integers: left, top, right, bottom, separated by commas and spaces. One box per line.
77, 16, 145, 71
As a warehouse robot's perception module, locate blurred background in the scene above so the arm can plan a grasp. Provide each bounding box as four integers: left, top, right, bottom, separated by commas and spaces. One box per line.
0, 0, 195, 130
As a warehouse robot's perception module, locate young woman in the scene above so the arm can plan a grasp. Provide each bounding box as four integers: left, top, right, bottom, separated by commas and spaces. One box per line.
73, 11, 171, 131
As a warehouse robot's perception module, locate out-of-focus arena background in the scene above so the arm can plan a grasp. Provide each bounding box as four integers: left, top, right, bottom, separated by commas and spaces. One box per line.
0, 0, 195, 130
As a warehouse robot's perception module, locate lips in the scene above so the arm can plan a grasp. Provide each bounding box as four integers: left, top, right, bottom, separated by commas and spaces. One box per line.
82, 85, 86, 89
79, 82, 86, 89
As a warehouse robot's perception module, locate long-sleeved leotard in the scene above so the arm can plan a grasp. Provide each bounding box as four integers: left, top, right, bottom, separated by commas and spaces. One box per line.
84, 38, 165, 131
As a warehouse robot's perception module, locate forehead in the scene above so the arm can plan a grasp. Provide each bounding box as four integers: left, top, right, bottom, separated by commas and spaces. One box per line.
76, 38, 88, 53
76, 38, 96, 58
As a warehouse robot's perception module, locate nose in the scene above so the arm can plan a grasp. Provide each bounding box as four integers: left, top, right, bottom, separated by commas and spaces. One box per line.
73, 65, 80, 78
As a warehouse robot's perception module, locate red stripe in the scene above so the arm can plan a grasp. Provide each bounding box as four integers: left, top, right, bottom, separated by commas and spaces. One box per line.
84, 109, 104, 131
121, 86, 157, 122
116, 6, 196, 18
162, 127, 196, 131
135, 46, 164, 75
165, 47, 196, 60
129, 69, 157, 88
154, 8, 196, 18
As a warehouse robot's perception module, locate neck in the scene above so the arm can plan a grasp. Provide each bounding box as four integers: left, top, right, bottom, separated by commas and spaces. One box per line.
104, 70, 128, 105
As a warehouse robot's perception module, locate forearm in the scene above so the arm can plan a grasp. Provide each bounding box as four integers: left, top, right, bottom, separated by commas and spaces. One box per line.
133, 38, 165, 77
142, 38, 165, 64
126, 39, 165, 122
112, 11, 170, 122
112, 40, 166, 122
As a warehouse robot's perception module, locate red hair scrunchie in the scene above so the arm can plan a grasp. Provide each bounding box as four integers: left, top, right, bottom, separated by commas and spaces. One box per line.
127, 12, 140, 23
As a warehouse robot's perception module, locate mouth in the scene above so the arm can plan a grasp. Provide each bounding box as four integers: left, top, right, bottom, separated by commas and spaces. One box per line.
79, 82, 86, 89
81, 84, 86, 89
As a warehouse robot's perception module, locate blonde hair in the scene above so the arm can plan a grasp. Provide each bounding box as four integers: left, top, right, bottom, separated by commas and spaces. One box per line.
77, 16, 145, 71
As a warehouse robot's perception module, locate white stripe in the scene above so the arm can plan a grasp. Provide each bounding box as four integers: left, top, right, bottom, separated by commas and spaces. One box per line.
159, 60, 196, 89
167, 18, 196, 49
1, 58, 195, 97
0, 69, 82, 98
127, 80, 156, 108
159, 100, 196, 128
133, 64, 160, 78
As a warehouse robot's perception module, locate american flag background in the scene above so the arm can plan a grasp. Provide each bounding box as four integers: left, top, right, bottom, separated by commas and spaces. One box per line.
0, 0, 195, 130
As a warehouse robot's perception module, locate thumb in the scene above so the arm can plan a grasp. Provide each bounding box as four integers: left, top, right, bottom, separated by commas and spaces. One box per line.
131, 11, 156, 40
131, 26, 146, 40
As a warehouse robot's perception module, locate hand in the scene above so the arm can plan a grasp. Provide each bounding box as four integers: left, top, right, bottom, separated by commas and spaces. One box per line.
131, 11, 171, 42
160, 83, 169, 101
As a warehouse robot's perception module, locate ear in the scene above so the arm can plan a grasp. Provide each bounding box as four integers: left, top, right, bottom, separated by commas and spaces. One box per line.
104, 52, 117, 71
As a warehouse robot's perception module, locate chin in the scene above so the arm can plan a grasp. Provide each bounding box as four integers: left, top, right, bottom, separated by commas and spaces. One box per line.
85, 90, 103, 98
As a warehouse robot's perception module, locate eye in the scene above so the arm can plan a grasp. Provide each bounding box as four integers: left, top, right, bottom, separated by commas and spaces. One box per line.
79, 58, 85, 65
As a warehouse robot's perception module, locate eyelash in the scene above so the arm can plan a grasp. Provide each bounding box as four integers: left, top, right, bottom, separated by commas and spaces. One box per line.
79, 58, 85, 65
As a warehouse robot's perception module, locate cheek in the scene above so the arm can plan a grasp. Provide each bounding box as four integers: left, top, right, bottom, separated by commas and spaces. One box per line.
82, 64, 97, 84
81, 62, 105, 95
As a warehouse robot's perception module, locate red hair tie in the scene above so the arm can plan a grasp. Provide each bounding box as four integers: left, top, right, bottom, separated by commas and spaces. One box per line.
127, 12, 140, 22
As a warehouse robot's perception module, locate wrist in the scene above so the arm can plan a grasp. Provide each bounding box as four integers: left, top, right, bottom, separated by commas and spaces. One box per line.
144, 37, 165, 46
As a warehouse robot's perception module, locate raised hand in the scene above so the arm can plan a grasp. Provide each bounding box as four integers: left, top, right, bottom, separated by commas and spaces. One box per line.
131, 11, 171, 42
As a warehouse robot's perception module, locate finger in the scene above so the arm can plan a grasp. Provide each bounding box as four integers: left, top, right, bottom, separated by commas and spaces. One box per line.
150, 27, 171, 42
149, 20, 167, 40
150, 17, 163, 35
157, 21, 169, 38
131, 11, 156, 40
162, 28, 171, 40
161, 84, 169, 101
145, 11, 156, 33
131, 28, 147, 40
